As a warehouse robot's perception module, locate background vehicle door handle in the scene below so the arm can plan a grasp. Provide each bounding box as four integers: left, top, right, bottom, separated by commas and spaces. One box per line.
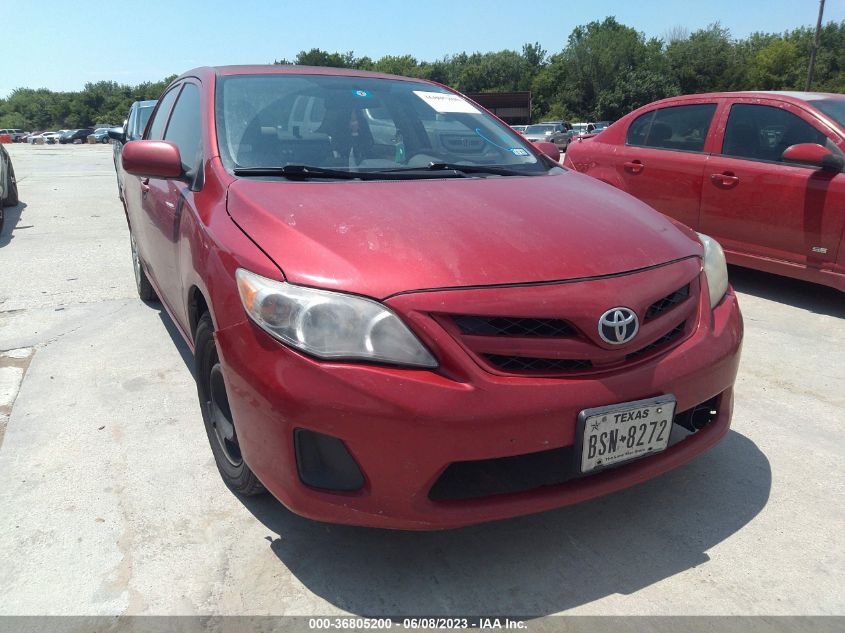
141, 178, 150, 195
710, 172, 739, 188
624, 160, 644, 174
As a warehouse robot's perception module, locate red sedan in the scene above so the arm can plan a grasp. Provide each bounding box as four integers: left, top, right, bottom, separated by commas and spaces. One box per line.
565, 91, 845, 292
119, 66, 742, 529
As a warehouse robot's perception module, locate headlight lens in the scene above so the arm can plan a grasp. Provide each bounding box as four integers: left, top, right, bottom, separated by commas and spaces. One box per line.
697, 233, 729, 308
235, 269, 438, 368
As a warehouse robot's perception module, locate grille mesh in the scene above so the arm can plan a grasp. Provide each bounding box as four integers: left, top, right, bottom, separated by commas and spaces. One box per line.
484, 355, 592, 372
626, 321, 687, 361
453, 315, 577, 338
645, 284, 690, 321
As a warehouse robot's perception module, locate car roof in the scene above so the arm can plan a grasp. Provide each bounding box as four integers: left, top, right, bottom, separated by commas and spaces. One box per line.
648, 90, 845, 108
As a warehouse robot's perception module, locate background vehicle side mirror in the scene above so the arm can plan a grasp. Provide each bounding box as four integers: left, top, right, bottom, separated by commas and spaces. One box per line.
122, 141, 184, 179
782, 143, 845, 172
107, 127, 126, 143
533, 141, 561, 162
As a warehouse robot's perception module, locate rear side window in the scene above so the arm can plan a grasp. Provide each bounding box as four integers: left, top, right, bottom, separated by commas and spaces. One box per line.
146, 87, 181, 141
626, 104, 717, 153
722, 104, 832, 163
164, 83, 202, 172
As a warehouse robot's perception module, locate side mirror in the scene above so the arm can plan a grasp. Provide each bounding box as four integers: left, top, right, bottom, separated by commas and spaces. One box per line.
107, 127, 126, 142
533, 141, 560, 162
122, 141, 183, 179
782, 143, 845, 172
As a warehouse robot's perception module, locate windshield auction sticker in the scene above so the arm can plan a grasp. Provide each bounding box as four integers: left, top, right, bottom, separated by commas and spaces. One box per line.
413, 91, 480, 114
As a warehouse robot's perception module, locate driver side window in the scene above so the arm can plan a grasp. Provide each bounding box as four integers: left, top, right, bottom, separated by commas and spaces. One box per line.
145, 86, 181, 141
722, 104, 834, 163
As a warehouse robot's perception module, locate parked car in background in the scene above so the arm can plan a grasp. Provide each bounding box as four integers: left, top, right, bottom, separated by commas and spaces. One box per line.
88, 128, 113, 143
510, 124, 528, 134
0, 129, 27, 142
43, 130, 69, 144
523, 122, 571, 150
109, 99, 156, 199
27, 131, 49, 144
571, 122, 596, 140
565, 91, 845, 292
1, 143, 19, 233
59, 128, 95, 144
117, 65, 741, 529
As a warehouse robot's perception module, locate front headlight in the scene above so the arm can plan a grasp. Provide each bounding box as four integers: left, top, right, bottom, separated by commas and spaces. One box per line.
697, 233, 729, 308
235, 269, 438, 368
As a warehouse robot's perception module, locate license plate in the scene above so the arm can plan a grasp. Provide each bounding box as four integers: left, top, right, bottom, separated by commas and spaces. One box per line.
578, 395, 676, 474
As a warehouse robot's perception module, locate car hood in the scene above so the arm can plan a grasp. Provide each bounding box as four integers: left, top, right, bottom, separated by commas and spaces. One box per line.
226, 170, 701, 299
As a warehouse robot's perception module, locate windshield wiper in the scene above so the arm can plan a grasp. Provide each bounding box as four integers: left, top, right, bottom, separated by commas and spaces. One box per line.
234, 165, 366, 180
396, 162, 530, 177
233, 164, 470, 180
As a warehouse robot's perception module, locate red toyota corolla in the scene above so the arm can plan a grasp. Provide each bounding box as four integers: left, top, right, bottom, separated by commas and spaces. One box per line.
120, 66, 742, 529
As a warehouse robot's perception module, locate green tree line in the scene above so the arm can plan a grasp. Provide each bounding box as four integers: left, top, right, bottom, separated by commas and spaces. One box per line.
2, 17, 844, 130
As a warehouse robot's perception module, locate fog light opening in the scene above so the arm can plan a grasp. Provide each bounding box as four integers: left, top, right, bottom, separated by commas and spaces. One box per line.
294, 428, 365, 492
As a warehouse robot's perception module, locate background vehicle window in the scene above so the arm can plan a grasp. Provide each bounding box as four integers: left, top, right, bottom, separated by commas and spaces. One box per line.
627, 104, 716, 152
146, 87, 181, 141
164, 83, 202, 172
722, 104, 832, 163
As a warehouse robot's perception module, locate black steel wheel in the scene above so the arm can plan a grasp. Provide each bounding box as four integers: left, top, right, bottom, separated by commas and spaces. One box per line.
194, 312, 265, 496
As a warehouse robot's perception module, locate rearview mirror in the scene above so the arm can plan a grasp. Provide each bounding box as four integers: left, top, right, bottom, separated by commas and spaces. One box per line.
782, 143, 845, 172
122, 141, 183, 179
533, 141, 560, 163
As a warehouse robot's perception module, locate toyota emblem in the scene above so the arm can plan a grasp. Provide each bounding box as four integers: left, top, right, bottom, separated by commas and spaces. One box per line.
598, 307, 639, 344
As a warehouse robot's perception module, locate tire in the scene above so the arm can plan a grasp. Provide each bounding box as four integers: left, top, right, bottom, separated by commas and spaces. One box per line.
129, 229, 158, 302
194, 312, 265, 496
1, 164, 17, 207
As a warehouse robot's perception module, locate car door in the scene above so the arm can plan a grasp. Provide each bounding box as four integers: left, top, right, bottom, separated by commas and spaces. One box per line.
138, 82, 203, 328
699, 99, 845, 269
612, 101, 720, 229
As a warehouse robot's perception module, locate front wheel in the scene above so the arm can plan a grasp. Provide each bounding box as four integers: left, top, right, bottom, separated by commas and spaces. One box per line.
129, 229, 157, 302
194, 312, 265, 496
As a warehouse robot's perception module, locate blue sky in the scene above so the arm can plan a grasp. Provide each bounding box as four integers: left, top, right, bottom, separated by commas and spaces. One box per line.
2, 0, 843, 98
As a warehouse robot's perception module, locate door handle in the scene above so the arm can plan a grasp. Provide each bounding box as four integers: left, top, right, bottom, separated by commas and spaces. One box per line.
710, 172, 739, 188
624, 160, 644, 174
140, 178, 150, 195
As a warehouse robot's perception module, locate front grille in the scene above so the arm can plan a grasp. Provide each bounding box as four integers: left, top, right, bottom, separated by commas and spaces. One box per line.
428, 393, 722, 501
485, 355, 592, 372
626, 321, 687, 362
645, 284, 690, 321
453, 315, 576, 338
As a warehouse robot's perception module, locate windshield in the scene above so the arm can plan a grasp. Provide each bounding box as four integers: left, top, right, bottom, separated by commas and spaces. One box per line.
216, 74, 549, 175
525, 125, 555, 134
813, 99, 845, 130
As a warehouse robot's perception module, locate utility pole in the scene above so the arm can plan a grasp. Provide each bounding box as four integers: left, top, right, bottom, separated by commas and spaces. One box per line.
805, 0, 825, 91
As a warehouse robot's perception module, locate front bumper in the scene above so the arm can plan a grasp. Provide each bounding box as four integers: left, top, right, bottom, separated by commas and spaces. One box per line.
215, 275, 743, 530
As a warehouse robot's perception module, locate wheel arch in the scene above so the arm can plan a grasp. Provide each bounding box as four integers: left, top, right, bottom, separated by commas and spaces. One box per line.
188, 285, 211, 341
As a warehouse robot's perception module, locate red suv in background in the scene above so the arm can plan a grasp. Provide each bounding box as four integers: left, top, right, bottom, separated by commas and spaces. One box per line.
118, 66, 742, 529
566, 91, 845, 292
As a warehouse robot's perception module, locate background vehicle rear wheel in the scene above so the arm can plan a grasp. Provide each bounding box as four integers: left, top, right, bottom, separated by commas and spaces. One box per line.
129, 230, 157, 302
194, 312, 265, 496
2, 164, 18, 207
